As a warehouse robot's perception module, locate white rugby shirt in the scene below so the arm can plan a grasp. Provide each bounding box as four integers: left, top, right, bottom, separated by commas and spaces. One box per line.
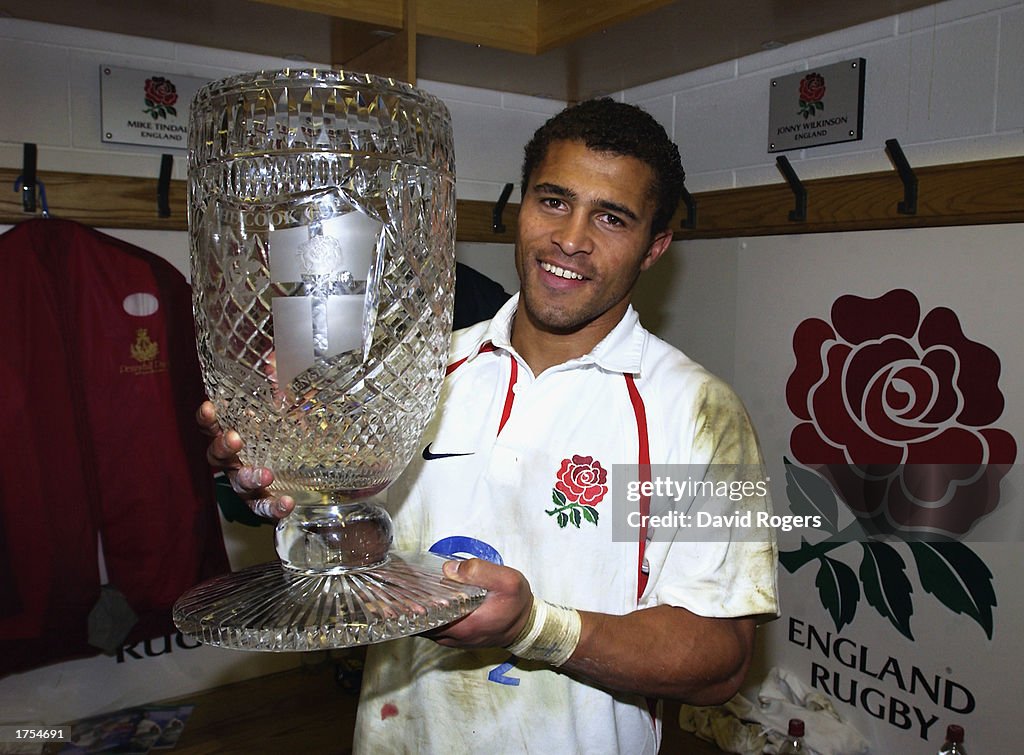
355, 294, 779, 755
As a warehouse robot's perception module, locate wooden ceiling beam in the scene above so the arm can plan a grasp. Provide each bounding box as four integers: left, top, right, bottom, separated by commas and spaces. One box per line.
255, 0, 692, 56
254, 0, 538, 54
330, 0, 416, 83
330, 18, 398, 64
249, 0, 402, 27
535, 0, 676, 53
416, 0, 536, 53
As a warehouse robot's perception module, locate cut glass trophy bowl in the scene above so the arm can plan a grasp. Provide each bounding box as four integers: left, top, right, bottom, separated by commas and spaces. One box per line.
172, 69, 485, 651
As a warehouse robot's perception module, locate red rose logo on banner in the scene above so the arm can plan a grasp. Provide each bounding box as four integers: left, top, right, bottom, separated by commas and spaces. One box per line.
798, 72, 826, 119
788, 287, 1016, 535
143, 76, 178, 120
780, 289, 1014, 639
546, 455, 607, 528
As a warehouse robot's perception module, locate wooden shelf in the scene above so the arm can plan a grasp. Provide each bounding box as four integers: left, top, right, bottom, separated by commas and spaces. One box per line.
1, 168, 188, 232
3, 155, 1020, 242
0, 167, 521, 243
669, 155, 1024, 239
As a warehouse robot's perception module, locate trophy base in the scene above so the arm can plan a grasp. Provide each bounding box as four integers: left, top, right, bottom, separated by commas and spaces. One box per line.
172, 552, 486, 651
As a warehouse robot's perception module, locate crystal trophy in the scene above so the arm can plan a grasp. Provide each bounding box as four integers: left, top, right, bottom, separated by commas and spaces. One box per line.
172, 69, 485, 651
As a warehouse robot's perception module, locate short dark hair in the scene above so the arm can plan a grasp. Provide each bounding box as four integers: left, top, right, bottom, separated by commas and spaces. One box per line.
521, 98, 686, 234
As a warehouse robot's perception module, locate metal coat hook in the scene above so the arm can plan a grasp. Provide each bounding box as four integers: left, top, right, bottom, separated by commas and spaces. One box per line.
775, 155, 807, 222
12, 143, 49, 217
18, 143, 37, 213
157, 154, 174, 218
885, 138, 918, 215
680, 186, 697, 229
37, 182, 49, 218
492, 182, 514, 233
13, 177, 49, 217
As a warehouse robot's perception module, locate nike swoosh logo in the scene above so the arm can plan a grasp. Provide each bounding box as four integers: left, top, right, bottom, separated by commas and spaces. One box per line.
422, 443, 475, 461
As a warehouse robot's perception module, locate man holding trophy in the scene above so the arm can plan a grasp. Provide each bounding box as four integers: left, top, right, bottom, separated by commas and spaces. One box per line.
200, 97, 778, 754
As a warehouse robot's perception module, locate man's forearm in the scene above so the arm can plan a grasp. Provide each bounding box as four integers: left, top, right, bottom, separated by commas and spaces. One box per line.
432, 558, 757, 703
558, 604, 755, 703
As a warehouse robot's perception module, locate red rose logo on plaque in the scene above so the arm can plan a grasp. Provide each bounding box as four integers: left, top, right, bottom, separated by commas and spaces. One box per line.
781, 288, 1014, 640
546, 455, 607, 528
144, 76, 179, 120
798, 72, 826, 119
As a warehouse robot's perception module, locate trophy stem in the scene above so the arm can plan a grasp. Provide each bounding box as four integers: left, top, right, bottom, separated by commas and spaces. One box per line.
275, 494, 395, 575
173, 491, 487, 652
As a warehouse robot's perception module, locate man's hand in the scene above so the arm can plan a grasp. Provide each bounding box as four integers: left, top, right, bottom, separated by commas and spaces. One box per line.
196, 400, 294, 519
427, 559, 533, 649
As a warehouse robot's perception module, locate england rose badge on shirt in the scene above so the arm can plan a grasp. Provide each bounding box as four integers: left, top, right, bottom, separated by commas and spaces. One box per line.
545, 454, 607, 528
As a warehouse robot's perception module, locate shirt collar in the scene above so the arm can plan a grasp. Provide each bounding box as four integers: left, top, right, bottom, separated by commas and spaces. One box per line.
465, 293, 648, 375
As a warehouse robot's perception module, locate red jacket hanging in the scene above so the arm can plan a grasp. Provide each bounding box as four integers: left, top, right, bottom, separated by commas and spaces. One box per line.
0, 219, 229, 675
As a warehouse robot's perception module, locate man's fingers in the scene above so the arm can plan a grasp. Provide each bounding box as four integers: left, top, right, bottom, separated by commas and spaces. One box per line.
442, 558, 509, 590
196, 400, 221, 436
226, 467, 294, 519
206, 429, 244, 468
196, 399, 291, 521
231, 465, 274, 494
250, 495, 295, 520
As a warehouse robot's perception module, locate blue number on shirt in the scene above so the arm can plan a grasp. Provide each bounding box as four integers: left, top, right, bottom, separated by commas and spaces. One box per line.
428, 536, 503, 565
486, 661, 520, 686
428, 536, 520, 686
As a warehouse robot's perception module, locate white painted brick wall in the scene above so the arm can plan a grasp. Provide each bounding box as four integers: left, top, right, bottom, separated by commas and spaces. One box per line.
619, 0, 1024, 192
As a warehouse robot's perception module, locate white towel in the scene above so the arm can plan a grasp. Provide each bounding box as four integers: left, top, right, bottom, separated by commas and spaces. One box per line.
678, 666, 870, 755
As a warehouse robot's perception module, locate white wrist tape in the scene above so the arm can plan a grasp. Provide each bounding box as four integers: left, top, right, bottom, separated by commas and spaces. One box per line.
505, 597, 582, 667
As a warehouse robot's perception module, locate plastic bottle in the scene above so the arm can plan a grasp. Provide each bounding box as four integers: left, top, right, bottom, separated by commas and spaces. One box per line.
778, 718, 805, 754
938, 724, 967, 754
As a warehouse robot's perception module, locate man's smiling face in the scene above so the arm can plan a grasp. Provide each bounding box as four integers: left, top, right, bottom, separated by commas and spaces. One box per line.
514, 139, 672, 338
